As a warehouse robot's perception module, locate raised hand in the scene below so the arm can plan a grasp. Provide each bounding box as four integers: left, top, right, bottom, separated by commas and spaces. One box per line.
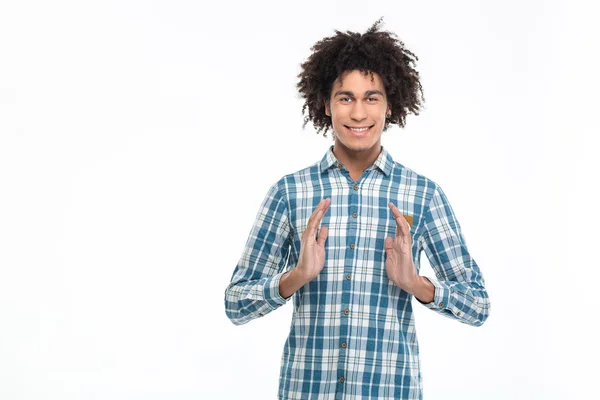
384, 202, 418, 292
295, 198, 331, 282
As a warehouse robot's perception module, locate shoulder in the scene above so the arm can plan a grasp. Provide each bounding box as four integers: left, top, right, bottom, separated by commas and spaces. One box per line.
389, 159, 440, 202
271, 160, 322, 192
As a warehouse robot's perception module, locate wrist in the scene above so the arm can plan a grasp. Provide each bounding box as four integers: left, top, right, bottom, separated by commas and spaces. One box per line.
292, 265, 314, 285
279, 267, 312, 299
410, 276, 435, 304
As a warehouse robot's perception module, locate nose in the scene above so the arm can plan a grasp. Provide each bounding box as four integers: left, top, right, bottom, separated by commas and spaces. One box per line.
350, 101, 367, 121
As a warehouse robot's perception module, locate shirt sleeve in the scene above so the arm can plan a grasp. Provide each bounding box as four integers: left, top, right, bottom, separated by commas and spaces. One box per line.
415, 183, 491, 327
224, 181, 293, 325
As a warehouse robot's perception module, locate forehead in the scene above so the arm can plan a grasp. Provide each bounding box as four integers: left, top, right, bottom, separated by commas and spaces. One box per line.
332, 70, 385, 91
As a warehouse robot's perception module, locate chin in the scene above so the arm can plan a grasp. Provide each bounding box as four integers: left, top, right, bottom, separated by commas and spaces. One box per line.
337, 134, 379, 149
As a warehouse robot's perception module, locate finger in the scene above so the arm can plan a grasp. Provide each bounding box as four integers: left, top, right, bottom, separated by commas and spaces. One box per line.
313, 199, 330, 235
388, 202, 409, 238
388, 202, 403, 237
316, 198, 330, 220
304, 199, 324, 236
317, 226, 328, 247
384, 236, 393, 252
305, 199, 323, 230
305, 198, 330, 240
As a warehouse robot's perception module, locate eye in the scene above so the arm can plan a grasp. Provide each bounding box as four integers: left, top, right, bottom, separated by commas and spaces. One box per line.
340, 97, 352, 102
367, 97, 379, 102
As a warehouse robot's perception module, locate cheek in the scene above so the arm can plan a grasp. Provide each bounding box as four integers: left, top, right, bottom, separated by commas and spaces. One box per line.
331, 117, 344, 131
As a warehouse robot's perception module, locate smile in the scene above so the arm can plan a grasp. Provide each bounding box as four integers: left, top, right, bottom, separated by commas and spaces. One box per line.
345, 125, 374, 136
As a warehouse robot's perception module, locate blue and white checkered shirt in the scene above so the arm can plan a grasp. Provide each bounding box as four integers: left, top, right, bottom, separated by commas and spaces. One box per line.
225, 145, 490, 399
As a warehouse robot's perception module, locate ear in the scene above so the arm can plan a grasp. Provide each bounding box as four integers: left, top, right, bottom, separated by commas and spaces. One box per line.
324, 100, 331, 117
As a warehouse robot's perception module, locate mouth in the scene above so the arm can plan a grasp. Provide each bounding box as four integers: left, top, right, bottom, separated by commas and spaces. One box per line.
345, 124, 374, 137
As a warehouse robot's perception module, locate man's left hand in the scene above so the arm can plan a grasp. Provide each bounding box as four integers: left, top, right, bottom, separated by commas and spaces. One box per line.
385, 202, 419, 294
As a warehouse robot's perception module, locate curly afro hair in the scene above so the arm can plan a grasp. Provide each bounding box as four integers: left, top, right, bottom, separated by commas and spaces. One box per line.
297, 17, 425, 139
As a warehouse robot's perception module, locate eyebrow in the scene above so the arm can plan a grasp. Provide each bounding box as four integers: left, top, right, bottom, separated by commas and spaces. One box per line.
333, 90, 385, 98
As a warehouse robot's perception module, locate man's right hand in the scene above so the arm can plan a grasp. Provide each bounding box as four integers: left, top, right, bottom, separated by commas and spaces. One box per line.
278, 198, 331, 300
295, 198, 331, 282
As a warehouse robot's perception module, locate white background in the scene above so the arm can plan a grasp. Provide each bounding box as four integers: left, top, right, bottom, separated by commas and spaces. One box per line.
1, 1, 598, 399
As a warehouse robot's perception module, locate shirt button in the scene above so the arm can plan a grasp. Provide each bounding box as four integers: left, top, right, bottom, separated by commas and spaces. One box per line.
340, 377, 345, 383
439, 302, 444, 307
337, 163, 342, 168
353, 185, 359, 191
346, 274, 351, 280
352, 212, 357, 218
341, 342, 347, 348
344, 309, 349, 315
349, 244, 355, 249
457, 311, 461, 316
258, 313, 264, 317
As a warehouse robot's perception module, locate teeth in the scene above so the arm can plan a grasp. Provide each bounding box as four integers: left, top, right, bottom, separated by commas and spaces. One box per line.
349, 127, 369, 132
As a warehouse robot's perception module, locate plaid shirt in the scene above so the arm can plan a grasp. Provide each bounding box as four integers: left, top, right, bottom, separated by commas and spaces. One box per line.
224, 145, 490, 399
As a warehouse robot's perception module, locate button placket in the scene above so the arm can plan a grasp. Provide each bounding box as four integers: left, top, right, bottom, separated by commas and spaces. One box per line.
336, 177, 359, 391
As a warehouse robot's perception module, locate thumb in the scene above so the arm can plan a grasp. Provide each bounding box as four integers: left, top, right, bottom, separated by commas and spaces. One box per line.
317, 226, 328, 247
384, 237, 393, 253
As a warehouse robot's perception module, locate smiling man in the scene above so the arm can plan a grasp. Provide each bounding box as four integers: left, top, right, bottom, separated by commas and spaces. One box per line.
325, 71, 390, 181
224, 17, 490, 400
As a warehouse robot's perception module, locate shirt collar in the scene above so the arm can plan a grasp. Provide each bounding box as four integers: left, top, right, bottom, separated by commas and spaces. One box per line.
319, 144, 393, 177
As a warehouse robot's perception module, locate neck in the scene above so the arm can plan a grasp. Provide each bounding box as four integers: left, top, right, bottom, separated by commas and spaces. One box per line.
332, 140, 382, 173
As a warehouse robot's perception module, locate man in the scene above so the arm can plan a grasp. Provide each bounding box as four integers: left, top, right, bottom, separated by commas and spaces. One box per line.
224, 17, 490, 400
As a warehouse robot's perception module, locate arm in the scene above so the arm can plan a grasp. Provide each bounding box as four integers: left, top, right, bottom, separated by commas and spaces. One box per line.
224, 181, 293, 325
415, 183, 491, 327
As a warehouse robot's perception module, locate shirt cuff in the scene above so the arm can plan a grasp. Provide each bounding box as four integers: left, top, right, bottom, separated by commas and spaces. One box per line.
263, 271, 292, 309
416, 276, 451, 310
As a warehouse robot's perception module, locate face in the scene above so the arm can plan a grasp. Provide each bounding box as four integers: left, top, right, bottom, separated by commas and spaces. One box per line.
324, 69, 391, 154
